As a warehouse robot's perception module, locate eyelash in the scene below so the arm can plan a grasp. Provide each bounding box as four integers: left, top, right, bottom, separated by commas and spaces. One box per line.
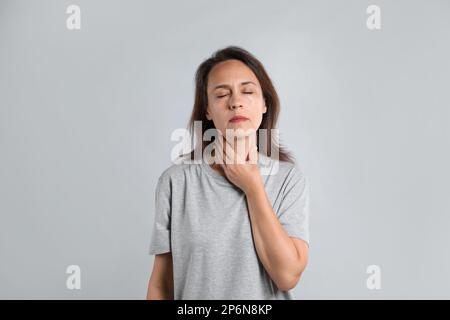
217, 92, 253, 98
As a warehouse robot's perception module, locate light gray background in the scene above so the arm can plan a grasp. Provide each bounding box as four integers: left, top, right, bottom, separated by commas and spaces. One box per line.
1, 0, 449, 299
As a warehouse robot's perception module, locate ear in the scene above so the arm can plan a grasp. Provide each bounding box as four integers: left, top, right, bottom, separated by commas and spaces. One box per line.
263, 104, 267, 114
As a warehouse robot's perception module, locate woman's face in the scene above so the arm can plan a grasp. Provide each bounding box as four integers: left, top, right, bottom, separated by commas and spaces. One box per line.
206, 59, 267, 139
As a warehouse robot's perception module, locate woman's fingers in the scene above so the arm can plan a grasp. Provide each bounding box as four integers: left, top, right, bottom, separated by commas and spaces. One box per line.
216, 134, 258, 165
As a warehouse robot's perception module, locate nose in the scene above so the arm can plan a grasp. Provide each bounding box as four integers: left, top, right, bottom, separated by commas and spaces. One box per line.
229, 95, 243, 110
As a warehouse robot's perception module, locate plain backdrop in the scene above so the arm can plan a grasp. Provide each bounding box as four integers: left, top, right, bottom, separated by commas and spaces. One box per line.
1, 0, 449, 299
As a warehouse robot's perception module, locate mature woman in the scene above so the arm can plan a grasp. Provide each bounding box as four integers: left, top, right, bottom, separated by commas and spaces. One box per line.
147, 46, 310, 300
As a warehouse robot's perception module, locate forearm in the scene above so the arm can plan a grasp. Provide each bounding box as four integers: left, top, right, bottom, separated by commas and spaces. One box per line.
146, 278, 174, 300
245, 184, 303, 290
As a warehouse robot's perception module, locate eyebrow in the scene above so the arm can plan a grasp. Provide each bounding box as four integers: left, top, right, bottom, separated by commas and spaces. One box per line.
212, 81, 257, 91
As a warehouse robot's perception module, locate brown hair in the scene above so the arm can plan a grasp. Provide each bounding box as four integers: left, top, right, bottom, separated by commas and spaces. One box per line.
181, 45, 295, 164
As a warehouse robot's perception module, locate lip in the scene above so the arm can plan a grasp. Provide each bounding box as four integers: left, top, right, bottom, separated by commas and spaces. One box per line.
229, 115, 249, 123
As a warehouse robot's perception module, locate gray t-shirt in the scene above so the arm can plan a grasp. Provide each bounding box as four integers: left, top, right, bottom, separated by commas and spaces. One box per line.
148, 153, 310, 300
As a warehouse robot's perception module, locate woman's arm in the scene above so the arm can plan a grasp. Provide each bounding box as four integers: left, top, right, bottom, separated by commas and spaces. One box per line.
146, 252, 174, 300
245, 184, 309, 291
215, 139, 309, 291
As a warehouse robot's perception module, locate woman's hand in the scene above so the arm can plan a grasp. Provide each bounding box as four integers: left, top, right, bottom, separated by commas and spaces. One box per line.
214, 133, 263, 194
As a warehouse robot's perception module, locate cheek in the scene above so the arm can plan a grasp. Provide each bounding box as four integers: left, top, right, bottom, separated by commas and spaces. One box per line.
249, 102, 265, 122
208, 108, 229, 131
251, 114, 264, 128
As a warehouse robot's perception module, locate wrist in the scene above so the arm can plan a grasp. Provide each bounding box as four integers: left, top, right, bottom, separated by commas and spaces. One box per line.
244, 178, 264, 198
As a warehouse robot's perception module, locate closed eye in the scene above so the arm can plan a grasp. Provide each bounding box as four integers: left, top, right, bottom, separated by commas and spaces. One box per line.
217, 92, 253, 98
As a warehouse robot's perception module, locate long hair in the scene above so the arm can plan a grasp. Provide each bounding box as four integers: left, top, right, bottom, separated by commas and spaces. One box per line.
181, 46, 295, 164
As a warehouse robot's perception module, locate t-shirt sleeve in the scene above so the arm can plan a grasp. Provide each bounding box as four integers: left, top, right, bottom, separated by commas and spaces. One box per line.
148, 174, 172, 255
277, 165, 311, 247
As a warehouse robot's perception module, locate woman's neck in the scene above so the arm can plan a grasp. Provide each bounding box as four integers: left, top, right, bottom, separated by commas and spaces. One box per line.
209, 136, 253, 176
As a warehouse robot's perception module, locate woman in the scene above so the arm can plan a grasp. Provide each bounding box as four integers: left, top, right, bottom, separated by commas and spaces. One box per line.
146, 46, 310, 300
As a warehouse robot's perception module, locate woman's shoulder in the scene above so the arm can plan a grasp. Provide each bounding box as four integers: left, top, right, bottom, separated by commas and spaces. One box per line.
157, 155, 202, 184
262, 153, 306, 181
